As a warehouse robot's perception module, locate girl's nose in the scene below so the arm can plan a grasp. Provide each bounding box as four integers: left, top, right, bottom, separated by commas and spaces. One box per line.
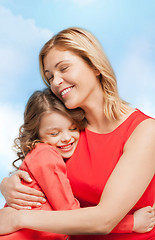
61, 132, 71, 142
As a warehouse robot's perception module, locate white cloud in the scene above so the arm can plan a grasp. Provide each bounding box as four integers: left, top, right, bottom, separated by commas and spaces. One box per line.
0, 104, 24, 209
0, 104, 23, 172
72, 0, 95, 5
136, 98, 155, 118
0, 196, 5, 209
0, 6, 53, 202
0, 5, 52, 99
49, 0, 95, 6
117, 37, 155, 117
0, 5, 51, 45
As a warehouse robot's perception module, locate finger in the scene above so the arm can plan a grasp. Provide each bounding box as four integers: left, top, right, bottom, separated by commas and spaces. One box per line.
12, 198, 45, 207
146, 225, 154, 232
152, 216, 155, 223
11, 191, 46, 204
146, 206, 153, 213
10, 203, 32, 210
16, 184, 45, 198
148, 211, 154, 218
15, 170, 33, 182
10, 199, 43, 208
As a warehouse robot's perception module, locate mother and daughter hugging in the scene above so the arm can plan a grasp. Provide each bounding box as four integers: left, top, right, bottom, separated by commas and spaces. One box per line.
0, 27, 155, 240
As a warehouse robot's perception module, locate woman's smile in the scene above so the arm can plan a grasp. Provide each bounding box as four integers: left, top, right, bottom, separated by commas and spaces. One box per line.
60, 86, 74, 98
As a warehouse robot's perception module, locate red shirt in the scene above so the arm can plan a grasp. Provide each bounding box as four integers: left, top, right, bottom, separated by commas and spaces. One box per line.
2, 144, 80, 240
66, 110, 155, 240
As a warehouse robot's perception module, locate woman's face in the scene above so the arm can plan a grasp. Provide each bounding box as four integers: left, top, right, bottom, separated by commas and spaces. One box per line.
43, 47, 101, 109
39, 112, 80, 159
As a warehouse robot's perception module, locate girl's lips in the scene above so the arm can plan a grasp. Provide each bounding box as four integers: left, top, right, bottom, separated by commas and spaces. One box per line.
57, 142, 74, 152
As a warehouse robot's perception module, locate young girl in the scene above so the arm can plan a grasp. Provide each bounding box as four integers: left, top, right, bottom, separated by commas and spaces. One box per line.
1, 88, 85, 239
0, 88, 154, 239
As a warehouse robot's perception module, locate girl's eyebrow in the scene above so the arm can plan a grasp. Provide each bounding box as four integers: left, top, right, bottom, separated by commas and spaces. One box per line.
44, 60, 70, 73
45, 127, 59, 132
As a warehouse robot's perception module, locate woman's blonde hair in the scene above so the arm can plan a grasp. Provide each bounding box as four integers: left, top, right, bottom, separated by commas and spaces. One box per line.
13, 88, 86, 169
39, 27, 127, 120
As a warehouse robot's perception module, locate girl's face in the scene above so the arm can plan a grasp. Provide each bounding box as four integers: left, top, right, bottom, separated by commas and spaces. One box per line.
39, 112, 80, 159
43, 47, 101, 110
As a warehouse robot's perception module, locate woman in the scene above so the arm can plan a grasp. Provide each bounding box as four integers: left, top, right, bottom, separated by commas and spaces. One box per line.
0, 27, 155, 239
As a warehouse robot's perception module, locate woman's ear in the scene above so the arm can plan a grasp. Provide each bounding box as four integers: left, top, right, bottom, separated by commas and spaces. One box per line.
94, 69, 100, 76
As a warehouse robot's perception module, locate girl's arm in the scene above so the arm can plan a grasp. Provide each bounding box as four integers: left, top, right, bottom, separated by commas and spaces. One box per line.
24, 145, 80, 210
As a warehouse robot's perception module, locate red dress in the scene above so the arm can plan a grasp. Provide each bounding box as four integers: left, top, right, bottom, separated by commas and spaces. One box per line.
66, 110, 155, 240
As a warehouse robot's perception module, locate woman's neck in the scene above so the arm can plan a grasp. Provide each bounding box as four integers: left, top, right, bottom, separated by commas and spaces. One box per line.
83, 99, 134, 134
81, 89, 108, 133
79, 83, 134, 134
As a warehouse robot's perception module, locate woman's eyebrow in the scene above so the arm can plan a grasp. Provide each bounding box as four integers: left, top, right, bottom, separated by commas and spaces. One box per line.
44, 60, 69, 73
55, 60, 65, 68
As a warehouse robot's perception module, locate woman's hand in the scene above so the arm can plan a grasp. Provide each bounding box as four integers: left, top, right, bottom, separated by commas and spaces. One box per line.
0, 170, 46, 210
0, 207, 20, 235
133, 206, 155, 233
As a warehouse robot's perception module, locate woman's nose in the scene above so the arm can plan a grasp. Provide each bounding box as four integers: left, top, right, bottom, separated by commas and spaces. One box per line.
53, 74, 63, 87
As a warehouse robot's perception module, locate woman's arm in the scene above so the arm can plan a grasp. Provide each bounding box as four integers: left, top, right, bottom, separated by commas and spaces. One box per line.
0, 154, 148, 234
3, 145, 150, 234
25, 145, 154, 234
1, 171, 153, 234
0, 119, 155, 235
18, 119, 155, 233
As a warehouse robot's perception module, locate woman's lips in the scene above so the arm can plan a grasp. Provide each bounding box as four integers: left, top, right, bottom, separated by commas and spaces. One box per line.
60, 86, 74, 98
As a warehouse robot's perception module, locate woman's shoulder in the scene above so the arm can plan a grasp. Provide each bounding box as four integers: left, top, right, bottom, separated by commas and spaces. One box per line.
124, 113, 155, 153
120, 108, 154, 143
128, 109, 155, 132
132, 117, 155, 136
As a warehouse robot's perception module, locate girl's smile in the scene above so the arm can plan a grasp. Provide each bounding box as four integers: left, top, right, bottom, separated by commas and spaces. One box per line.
39, 111, 80, 159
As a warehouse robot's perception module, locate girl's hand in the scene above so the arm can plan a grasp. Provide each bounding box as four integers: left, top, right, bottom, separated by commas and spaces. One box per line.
133, 206, 155, 233
0, 207, 19, 235
0, 170, 46, 210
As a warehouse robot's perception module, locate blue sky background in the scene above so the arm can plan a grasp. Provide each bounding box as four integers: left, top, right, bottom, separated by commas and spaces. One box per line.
0, 0, 155, 207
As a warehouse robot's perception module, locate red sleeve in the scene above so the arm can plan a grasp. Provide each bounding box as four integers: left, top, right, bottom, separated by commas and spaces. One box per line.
24, 145, 80, 210
111, 214, 134, 233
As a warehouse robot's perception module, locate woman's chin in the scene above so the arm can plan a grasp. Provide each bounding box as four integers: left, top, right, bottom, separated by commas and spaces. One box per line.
64, 101, 79, 110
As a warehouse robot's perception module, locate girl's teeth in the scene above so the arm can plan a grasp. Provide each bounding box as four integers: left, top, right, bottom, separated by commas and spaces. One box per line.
61, 87, 73, 96
60, 143, 72, 149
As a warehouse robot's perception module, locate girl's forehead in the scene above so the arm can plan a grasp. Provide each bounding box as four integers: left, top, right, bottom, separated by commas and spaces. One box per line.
41, 111, 74, 126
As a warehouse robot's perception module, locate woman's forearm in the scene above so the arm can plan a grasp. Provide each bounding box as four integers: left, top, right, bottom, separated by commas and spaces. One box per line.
19, 206, 112, 235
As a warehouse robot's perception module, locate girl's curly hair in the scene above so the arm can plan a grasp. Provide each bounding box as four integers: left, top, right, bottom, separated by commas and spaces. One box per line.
13, 88, 86, 169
